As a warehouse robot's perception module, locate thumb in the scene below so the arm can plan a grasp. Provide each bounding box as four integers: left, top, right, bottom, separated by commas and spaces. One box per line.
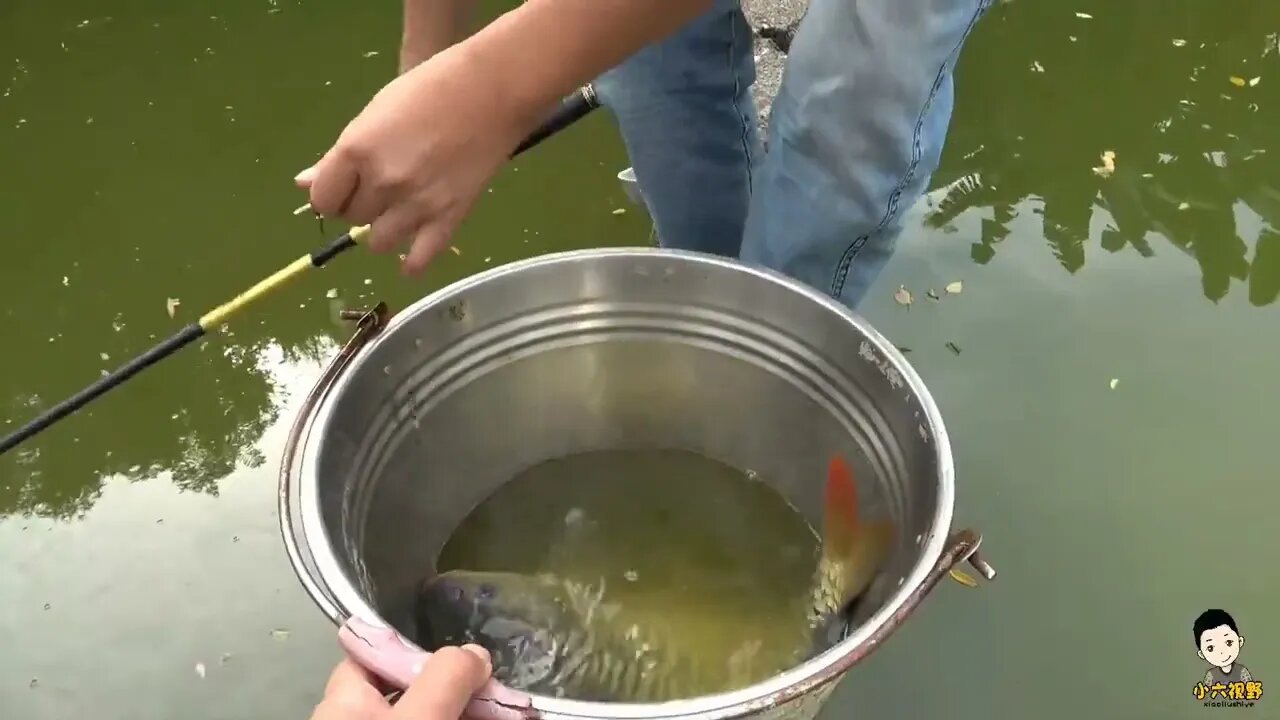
297, 148, 359, 218
391, 645, 492, 720
294, 165, 317, 189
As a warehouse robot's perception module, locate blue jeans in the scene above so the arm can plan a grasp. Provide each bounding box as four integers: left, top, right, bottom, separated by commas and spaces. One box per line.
594, 0, 992, 308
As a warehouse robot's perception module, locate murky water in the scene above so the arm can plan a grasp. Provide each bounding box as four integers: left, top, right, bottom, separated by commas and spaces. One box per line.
432, 448, 820, 701
1, 0, 1277, 718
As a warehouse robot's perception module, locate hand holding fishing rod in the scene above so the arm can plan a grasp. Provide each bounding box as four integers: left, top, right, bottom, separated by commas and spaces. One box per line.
0, 85, 599, 457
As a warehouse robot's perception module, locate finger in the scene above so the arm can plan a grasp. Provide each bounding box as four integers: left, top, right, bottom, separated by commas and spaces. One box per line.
368, 202, 429, 255
295, 165, 317, 190
402, 223, 452, 276
305, 148, 361, 219
310, 696, 387, 720
323, 658, 392, 713
391, 645, 492, 720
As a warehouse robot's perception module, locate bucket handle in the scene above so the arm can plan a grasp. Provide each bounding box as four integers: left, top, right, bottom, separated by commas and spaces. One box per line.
279, 302, 392, 624
278, 302, 537, 718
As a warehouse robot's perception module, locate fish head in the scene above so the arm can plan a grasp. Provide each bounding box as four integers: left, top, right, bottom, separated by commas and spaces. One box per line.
809, 455, 895, 645
416, 569, 567, 687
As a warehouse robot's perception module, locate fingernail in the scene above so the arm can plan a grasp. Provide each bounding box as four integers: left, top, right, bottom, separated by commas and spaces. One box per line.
294, 166, 316, 184
461, 644, 492, 674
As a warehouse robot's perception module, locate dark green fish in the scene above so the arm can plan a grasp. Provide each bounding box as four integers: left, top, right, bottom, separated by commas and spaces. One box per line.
415, 455, 894, 703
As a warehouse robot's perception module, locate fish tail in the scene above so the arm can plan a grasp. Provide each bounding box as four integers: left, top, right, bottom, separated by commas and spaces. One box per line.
823, 454, 859, 558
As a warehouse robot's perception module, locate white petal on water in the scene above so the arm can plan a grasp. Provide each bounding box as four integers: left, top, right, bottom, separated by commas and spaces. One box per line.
362, 50, 379, 58
166, 298, 180, 317
945, 281, 964, 295
1109, 378, 1119, 390
195, 662, 206, 679
99, 353, 110, 362
612, 208, 626, 215
1172, 38, 1187, 47
325, 288, 338, 299
1074, 11, 1093, 19
270, 629, 290, 641
1249, 76, 1261, 87
1178, 202, 1191, 210
893, 285, 913, 306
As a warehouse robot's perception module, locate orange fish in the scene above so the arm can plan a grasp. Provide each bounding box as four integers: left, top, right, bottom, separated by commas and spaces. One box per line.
807, 454, 896, 640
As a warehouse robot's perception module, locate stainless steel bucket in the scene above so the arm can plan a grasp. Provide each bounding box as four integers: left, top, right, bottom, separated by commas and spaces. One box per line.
280, 247, 995, 720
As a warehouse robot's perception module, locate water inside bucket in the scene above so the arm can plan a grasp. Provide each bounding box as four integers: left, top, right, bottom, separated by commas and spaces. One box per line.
418, 447, 833, 703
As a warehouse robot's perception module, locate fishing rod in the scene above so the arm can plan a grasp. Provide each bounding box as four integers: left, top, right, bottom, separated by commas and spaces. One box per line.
0, 85, 600, 457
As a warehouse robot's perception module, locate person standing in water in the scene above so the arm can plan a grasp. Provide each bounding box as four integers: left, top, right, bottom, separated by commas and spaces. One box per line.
296, 0, 992, 309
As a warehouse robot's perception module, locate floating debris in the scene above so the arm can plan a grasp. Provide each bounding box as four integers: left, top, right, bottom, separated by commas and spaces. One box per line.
611, 208, 626, 215
1171, 38, 1187, 48
220, 653, 233, 665
1229, 76, 1247, 87
62, 276, 69, 286
893, 285, 913, 307
623, 570, 639, 582
945, 341, 961, 355
99, 352, 110, 362
362, 50, 379, 58
449, 246, 462, 256
927, 289, 940, 301
195, 662, 206, 679
949, 569, 979, 587
166, 298, 181, 318
1030, 60, 1045, 74
1249, 76, 1262, 87
29, 678, 38, 688
896, 346, 913, 354
270, 629, 290, 641
1178, 201, 1191, 210
363, 278, 372, 285
945, 281, 964, 295
325, 288, 338, 299
1109, 378, 1119, 390
1093, 150, 1116, 178
1074, 11, 1093, 19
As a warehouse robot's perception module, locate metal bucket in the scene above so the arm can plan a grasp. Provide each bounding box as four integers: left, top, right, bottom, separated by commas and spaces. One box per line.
280, 247, 994, 720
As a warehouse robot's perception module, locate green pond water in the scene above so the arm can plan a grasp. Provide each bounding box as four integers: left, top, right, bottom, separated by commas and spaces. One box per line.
2, 1, 1277, 718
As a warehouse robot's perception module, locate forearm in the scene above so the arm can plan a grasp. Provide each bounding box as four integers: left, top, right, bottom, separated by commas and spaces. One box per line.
459, 0, 713, 125
401, 0, 472, 72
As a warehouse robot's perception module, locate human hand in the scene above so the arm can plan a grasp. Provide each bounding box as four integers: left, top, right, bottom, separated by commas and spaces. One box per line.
295, 43, 540, 275
309, 645, 493, 720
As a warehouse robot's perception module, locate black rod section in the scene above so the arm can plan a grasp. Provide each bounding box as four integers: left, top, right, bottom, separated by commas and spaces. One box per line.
0, 323, 205, 455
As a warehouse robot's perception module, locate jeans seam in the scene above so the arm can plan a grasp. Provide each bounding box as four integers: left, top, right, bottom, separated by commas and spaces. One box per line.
727, 13, 754, 198
830, 0, 992, 298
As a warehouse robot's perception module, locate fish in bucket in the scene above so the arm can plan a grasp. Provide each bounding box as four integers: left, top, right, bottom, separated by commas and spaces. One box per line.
280, 249, 996, 720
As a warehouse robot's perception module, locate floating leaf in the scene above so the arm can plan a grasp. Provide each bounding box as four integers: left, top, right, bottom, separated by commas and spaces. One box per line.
1109, 378, 1119, 390
1092, 149, 1116, 178
166, 298, 181, 318
949, 569, 979, 587
945, 281, 964, 295
945, 341, 961, 355
195, 662, 206, 679
1229, 76, 1247, 87
893, 285, 913, 306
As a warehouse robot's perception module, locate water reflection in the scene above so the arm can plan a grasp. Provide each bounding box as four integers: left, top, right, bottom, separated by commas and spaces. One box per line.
926, 1, 1278, 306
0, 330, 338, 520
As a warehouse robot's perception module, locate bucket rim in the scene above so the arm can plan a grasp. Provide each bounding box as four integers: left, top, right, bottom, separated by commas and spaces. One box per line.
289, 246, 955, 719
